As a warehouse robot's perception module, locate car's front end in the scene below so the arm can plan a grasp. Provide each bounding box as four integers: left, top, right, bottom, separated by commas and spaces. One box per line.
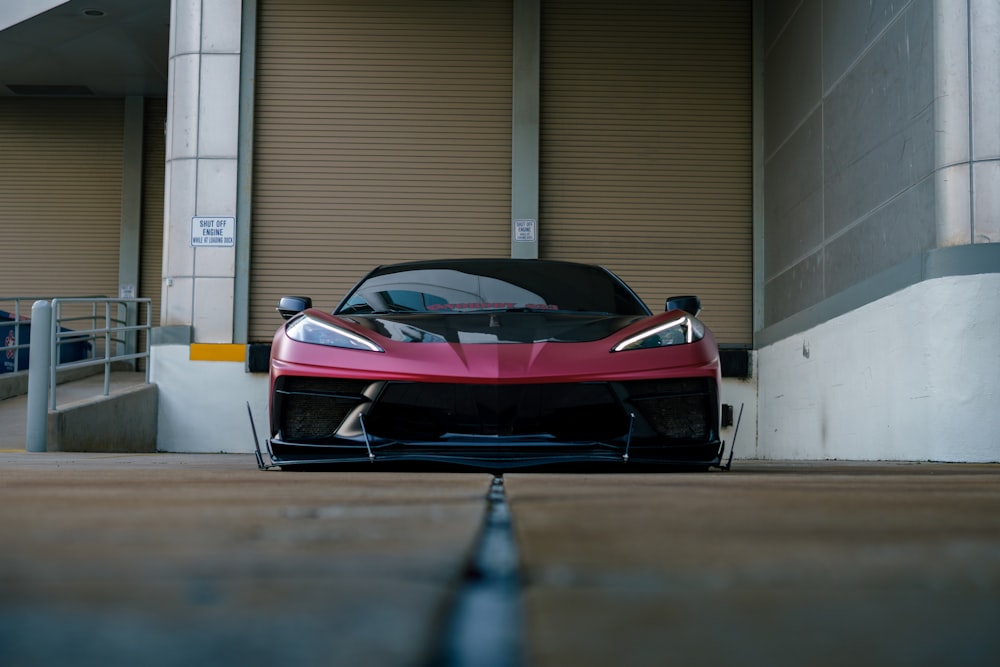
266, 300, 723, 470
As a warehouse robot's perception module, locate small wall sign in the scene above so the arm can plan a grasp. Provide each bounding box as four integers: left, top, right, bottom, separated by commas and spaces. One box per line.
513, 219, 536, 242
191, 217, 235, 247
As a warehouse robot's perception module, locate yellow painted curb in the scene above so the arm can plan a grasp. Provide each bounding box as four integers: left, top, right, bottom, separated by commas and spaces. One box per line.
189, 343, 246, 362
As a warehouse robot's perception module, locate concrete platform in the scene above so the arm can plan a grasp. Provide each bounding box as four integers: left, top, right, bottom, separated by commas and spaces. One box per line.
1, 454, 997, 666
507, 462, 1000, 667
0, 370, 149, 451
0, 453, 489, 667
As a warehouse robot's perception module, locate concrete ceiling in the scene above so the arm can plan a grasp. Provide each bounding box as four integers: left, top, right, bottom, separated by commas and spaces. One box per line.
0, 0, 169, 98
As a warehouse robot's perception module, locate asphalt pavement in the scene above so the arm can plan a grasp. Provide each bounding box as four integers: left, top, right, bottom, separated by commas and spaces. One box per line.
1, 453, 998, 667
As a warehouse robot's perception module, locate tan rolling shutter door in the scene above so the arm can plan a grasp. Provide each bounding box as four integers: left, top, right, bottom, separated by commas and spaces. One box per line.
0, 99, 123, 299
540, 0, 752, 344
250, 0, 513, 340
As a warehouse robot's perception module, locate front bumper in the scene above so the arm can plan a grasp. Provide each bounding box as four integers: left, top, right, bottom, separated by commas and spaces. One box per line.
266, 376, 723, 470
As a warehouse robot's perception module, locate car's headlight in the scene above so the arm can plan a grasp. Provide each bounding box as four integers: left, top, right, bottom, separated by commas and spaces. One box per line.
612, 315, 705, 352
285, 315, 383, 352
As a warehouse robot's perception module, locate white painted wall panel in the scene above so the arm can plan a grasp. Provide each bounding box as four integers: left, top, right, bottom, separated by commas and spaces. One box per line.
758, 274, 1000, 462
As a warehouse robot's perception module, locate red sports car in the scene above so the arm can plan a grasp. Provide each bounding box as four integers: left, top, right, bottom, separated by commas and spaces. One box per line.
261, 258, 724, 470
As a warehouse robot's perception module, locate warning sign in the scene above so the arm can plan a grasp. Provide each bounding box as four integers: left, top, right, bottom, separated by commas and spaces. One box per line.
191, 217, 235, 247
513, 219, 536, 242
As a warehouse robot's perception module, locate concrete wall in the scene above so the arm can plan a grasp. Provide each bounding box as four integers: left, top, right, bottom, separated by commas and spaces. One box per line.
757, 0, 1000, 461
763, 0, 999, 327
152, 344, 267, 453
758, 272, 1000, 462
47, 383, 159, 453
763, 0, 941, 326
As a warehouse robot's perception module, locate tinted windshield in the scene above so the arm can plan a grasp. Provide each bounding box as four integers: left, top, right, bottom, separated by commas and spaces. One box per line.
337, 260, 650, 316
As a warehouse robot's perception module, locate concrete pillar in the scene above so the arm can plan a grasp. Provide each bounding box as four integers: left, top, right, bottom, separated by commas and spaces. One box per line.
163, 0, 243, 343
511, 0, 540, 259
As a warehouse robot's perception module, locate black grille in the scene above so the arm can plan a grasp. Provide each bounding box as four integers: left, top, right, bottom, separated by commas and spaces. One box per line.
623, 378, 716, 442
365, 382, 629, 441
274, 377, 369, 441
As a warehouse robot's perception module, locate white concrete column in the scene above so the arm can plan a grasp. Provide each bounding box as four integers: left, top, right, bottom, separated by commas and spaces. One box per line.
971, 0, 1000, 243
510, 0, 540, 259
163, 0, 243, 343
932, 0, 973, 247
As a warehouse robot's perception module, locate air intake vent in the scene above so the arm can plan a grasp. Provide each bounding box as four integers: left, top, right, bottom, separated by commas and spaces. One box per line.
274, 377, 370, 442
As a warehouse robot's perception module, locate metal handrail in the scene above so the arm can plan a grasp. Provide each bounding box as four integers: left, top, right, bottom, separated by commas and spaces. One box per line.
1, 295, 103, 374
48, 298, 153, 410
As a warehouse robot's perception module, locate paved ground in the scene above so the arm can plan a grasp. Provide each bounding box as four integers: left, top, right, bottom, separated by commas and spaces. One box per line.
507, 464, 1000, 667
0, 453, 488, 666
1, 453, 998, 666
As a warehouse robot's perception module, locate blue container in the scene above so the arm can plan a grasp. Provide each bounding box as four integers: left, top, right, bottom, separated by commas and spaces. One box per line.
1, 310, 90, 374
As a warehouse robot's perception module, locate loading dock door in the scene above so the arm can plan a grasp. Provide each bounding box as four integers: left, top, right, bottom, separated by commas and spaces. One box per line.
540, 0, 752, 344
249, 0, 514, 340
0, 98, 124, 300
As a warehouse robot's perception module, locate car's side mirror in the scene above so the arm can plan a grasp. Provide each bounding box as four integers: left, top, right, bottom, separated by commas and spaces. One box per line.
277, 296, 312, 320
665, 295, 701, 316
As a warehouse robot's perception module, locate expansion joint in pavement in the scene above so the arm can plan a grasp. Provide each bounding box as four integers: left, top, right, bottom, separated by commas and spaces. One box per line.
430, 474, 524, 667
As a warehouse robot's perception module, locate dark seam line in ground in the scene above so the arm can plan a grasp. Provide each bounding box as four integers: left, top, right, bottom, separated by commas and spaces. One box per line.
429, 474, 524, 667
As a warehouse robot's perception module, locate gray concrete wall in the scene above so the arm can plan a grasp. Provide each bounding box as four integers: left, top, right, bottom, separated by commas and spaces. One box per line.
759, 0, 998, 329
47, 383, 158, 453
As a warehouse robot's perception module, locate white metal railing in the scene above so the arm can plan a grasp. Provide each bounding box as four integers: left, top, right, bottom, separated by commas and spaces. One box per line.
25, 298, 152, 452
1, 295, 103, 374
48, 298, 153, 409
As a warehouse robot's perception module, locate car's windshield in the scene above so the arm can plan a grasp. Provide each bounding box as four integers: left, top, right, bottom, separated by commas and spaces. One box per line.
337, 260, 650, 316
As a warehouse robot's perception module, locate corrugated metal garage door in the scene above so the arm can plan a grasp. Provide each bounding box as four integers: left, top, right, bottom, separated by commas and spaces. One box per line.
0, 98, 123, 300
250, 0, 513, 340
540, 0, 752, 344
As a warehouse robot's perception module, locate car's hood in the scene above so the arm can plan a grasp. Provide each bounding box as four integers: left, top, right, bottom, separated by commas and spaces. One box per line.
342, 311, 646, 344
